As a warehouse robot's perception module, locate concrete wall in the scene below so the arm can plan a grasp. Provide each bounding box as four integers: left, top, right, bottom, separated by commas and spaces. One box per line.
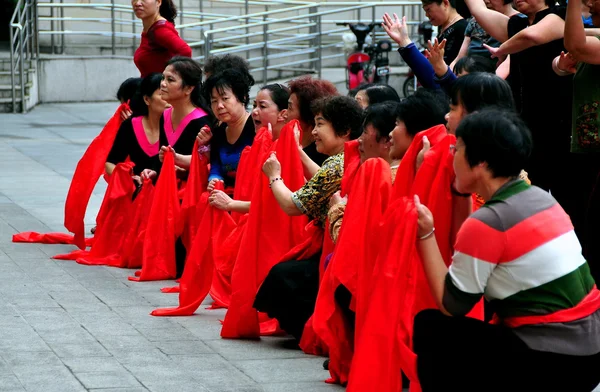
38, 57, 138, 102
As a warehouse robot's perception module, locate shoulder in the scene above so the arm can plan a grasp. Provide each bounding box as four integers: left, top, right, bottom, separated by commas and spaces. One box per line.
545, 5, 566, 20
322, 153, 344, 170
150, 20, 174, 33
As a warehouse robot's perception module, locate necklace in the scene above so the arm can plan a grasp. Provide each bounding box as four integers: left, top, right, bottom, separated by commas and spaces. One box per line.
442, 14, 461, 33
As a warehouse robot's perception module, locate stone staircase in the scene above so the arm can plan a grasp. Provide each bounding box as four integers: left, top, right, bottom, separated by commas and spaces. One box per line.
0, 55, 37, 113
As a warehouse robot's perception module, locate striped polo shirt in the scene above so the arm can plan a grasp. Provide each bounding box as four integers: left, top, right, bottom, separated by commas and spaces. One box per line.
443, 179, 600, 355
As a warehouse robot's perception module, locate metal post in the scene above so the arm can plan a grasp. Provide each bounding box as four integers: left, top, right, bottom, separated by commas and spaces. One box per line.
132, 9, 136, 55
204, 30, 211, 63
50, 0, 54, 54
9, 24, 16, 113
20, 27, 25, 113
245, 0, 250, 63
179, 0, 184, 40
262, 14, 268, 84
111, 0, 116, 55
371, 5, 376, 46
317, 14, 321, 79
34, 0, 39, 61
60, 0, 65, 54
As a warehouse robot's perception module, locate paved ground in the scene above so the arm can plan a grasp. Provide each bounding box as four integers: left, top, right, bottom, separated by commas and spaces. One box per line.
0, 103, 345, 392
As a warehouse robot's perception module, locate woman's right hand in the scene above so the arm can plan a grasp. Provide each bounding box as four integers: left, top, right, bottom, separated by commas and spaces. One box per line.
120, 107, 133, 121
425, 38, 449, 77
382, 13, 411, 47
207, 178, 222, 192
141, 169, 157, 180
196, 126, 212, 146
416, 136, 431, 173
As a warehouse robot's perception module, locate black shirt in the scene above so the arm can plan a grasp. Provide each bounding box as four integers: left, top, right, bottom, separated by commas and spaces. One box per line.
303, 142, 328, 167
438, 19, 468, 65
107, 117, 160, 176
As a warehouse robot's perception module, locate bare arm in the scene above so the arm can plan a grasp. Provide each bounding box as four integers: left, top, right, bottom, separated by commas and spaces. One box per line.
464, 0, 510, 42
566, 0, 600, 64
227, 200, 251, 213
493, 14, 564, 56
269, 180, 303, 216
105, 162, 116, 176
298, 148, 320, 179
585, 28, 600, 36
449, 36, 471, 71
496, 55, 510, 79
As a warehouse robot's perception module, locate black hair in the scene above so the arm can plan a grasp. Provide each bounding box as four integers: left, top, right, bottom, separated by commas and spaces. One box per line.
130, 73, 163, 117
363, 102, 399, 142
421, 0, 457, 8
204, 69, 252, 107
259, 84, 290, 111
396, 89, 448, 136
349, 82, 376, 98
116, 77, 142, 103
166, 56, 212, 115
450, 73, 515, 114
311, 96, 364, 140
159, 0, 177, 24
456, 108, 532, 178
453, 56, 496, 75
203, 54, 255, 87
363, 84, 401, 106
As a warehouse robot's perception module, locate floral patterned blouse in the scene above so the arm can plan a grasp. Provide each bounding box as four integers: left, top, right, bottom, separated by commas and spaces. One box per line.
292, 152, 344, 225
572, 59, 600, 153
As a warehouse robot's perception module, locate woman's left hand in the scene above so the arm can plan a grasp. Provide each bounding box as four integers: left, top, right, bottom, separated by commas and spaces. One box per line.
414, 195, 434, 238
425, 38, 448, 76
262, 152, 282, 179
209, 190, 233, 211
484, 44, 507, 64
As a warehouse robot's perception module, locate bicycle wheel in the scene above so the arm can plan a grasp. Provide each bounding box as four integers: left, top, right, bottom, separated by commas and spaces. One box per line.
403, 75, 416, 97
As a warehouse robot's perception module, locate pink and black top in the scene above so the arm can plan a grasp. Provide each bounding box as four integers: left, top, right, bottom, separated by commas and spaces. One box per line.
107, 116, 160, 176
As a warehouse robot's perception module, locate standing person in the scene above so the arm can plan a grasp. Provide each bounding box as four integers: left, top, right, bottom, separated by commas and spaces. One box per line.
132, 0, 191, 77
421, 0, 468, 64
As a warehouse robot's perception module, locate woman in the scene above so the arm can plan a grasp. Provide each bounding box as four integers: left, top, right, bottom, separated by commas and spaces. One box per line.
354, 84, 401, 109
141, 56, 212, 180
413, 108, 600, 391
203, 54, 255, 86
421, 0, 468, 64
106, 73, 168, 183
204, 69, 255, 192
132, 0, 191, 77
254, 95, 364, 342
553, 0, 600, 282
208, 83, 290, 213
287, 76, 338, 173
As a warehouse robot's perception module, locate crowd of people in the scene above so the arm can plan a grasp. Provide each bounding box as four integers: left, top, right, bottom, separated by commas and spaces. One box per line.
14, 0, 600, 389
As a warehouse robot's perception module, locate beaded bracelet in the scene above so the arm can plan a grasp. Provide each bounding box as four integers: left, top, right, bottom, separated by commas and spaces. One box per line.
269, 177, 283, 188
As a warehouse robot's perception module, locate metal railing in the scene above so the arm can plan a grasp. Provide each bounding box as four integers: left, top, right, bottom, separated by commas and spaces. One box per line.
9, 0, 39, 112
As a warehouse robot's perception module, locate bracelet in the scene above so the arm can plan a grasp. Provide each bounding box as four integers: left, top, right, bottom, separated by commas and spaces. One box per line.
553, 57, 571, 76
451, 183, 471, 197
198, 145, 210, 154
419, 227, 435, 240
269, 177, 283, 188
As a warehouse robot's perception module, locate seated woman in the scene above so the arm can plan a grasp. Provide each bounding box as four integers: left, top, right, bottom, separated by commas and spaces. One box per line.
354, 83, 401, 109
287, 76, 338, 173
116, 77, 142, 121
208, 83, 290, 213
254, 95, 364, 342
106, 73, 168, 183
414, 108, 600, 391
141, 56, 213, 180
205, 69, 256, 192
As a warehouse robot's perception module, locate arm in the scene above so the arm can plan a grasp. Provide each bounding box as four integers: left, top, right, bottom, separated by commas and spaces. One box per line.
464, 0, 510, 42
209, 190, 251, 213
174, 153, 192, 169
449, 36, 471, 71
493, 14, 565, 56
263, 152, 303, 216
566, 0, 600, 63
585, 28, 600, 36
496, 55, 510, 79
153, 23, 192, 58
105, 162, 116, 176
299, 148, 320, 179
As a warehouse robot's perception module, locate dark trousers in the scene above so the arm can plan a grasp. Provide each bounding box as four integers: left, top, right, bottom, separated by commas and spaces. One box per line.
413, 309, 600, 392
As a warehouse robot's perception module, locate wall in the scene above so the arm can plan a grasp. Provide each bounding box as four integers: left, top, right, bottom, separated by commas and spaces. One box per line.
38, 57, 138, 102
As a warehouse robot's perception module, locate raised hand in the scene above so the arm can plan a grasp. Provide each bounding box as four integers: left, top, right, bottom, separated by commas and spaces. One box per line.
196, 125, 212, 146
414, 194, 435, 238
416, 135, 431, 173
382, 13, 411, 47
262, 152, 282, 179
425, 38, 448, 77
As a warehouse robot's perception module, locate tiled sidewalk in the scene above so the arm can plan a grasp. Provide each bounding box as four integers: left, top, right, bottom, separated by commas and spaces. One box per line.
0, 103, 342, 392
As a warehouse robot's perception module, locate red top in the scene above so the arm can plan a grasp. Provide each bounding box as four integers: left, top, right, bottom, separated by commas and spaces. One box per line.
133, 20, 192, 77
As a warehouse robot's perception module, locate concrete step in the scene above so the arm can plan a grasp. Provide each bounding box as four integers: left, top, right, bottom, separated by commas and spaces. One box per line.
0, 96, 26, 113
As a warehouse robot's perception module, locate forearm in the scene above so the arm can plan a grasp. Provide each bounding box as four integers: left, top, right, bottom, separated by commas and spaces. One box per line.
585, 28, 600, 36
416, 235, 451, 315
228, 200, 251, 213
174, 153, 192, 170
464, 0, 509, 42
565, 0, 588, 54
552, 55, 576, 76
398, 44, 439, 89
496, 34, 535, 56
496, 55, 510, 79
269, 179, 303, 216
299, 148, 320, 179
105, 162, 115, 176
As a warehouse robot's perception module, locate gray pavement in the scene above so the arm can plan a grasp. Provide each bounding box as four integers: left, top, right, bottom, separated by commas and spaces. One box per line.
0, 103, 345, 392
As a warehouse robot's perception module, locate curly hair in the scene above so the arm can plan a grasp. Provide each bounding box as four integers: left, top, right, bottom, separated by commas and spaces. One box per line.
311, 96, 363, 140
203, 54, 255, 87
203, 69, 252, 106
287, 76, 338, 128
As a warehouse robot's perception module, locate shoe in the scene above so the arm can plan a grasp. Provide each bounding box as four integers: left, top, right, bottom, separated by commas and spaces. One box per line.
90, 226, 96, 234
323, 359, 330, 370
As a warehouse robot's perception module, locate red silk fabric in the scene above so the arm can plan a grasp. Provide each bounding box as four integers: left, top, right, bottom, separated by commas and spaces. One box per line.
12, 232, 93, 246
180, 140, 209, 251
220, 120, 307, 339
129, 149, 181, 281
64, 103, 129, 249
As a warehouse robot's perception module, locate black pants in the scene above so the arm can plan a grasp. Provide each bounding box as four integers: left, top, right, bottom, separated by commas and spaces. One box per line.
413, 310, 600, 392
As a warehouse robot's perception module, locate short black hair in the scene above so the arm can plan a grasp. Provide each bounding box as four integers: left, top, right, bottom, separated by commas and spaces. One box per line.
422, 0, 457, 8
311, 96, 363, 140
450, 73, 515, 114
453, 56, 496, 75
130, 73, 163, 117
363, 84, 401, 106
456, 108, 532, 178
259, 83, 290, 111
116, 77, 142, 103
363, 101, 399, 142
203, 54, 255, 87
396, 89, 448, 136
204, 69, 252, 106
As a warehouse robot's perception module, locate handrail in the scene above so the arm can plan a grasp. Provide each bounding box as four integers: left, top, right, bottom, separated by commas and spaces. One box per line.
9, 0, 38, 113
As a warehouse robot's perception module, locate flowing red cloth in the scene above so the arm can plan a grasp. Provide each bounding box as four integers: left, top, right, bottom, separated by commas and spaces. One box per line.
118, 179, 155, 268
311, 158, 393, 385
129, 150, 181, 281
348, 126, 483, 392
220, 121, 307, 339
76, 162, 136, 266
340, 140, 361, 197
151, 182, 237, 316
181, 140, 209, 251
12, 232, 93, 246
64, 103, 129, 250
